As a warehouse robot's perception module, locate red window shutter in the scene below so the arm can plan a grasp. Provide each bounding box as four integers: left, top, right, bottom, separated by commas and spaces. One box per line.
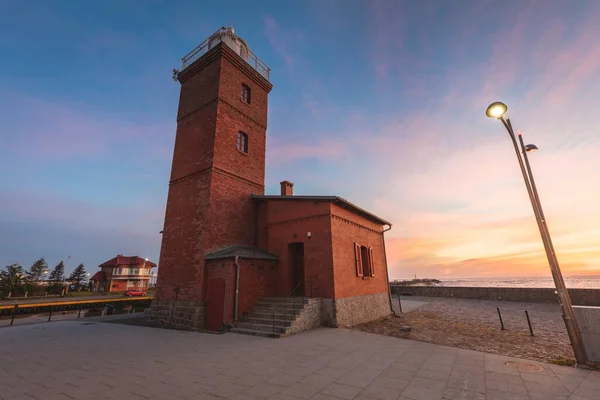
354, 243, 363, 277
368, 247, 375, 277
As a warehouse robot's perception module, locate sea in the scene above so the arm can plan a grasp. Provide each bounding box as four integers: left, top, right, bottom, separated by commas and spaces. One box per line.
434, 276, 600, 289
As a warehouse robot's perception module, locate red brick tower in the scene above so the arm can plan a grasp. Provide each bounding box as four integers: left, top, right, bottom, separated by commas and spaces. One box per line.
149, 26, 273, 329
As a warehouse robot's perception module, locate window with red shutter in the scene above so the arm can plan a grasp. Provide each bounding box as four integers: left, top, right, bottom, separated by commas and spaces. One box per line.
354, 243, 363, 277
359, 246, 369, 276
368, 247, 375, 277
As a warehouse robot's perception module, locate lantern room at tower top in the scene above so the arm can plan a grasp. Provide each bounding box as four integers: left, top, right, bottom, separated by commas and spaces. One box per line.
148, 25, 394, 334
180, 25, 271, 80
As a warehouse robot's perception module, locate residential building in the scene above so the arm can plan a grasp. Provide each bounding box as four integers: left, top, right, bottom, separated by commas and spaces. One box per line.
90, 255, 156, 293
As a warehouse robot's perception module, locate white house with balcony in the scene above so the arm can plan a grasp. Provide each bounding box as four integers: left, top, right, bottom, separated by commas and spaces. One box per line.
90, 255, 157, 293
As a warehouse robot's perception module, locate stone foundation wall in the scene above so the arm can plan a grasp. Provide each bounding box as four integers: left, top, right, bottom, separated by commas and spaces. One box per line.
146, 300, 205, 331
288, 298, 322, 335
330, 292, 392, 327
321, 299, 335, 327
392, 285, 600, 306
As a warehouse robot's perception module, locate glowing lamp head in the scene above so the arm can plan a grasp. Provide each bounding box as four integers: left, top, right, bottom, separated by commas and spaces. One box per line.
486, 102, 508, 119
525, 144, 539, 152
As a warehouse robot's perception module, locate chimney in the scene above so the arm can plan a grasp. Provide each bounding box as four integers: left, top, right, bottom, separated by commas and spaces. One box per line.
280, 181, 294, 196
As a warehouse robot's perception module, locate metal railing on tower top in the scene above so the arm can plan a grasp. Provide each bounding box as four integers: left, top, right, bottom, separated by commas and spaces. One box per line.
181, 26, 271, 81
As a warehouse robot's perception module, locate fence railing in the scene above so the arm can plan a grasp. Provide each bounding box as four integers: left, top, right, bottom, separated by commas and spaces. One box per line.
181, 26, 270, 81
0, 297, 153, 326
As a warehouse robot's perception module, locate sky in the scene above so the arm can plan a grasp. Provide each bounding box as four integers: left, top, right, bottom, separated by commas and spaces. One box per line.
1, 0, 599, 280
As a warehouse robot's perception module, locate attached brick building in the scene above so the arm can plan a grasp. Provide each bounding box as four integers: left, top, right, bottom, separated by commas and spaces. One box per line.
148, 26, 394, 333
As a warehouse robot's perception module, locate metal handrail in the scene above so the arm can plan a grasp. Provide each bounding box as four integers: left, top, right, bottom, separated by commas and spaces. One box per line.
1, 297, 152, 326
181, 26, 271, 81
287, 280, 304, 298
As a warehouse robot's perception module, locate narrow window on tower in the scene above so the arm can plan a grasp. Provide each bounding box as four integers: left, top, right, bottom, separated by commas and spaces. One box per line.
241, 83, 251, 104
237, 131, 248, 153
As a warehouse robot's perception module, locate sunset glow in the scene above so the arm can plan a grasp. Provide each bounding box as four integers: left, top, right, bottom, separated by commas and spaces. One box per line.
1, 1, 599, 280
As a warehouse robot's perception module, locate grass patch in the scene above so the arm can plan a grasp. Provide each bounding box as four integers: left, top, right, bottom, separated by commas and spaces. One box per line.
548, 356, 576, 366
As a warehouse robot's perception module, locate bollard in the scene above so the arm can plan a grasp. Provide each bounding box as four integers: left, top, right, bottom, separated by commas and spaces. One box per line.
78, 308, 82, 319
497, 307, 505, 330
525, 310, 534, 336
10, 305, 18, 326
48, 306, 53, 322
397, 288, 403, 314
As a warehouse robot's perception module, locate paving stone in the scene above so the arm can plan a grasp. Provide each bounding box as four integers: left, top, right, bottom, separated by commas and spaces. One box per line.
266, 394, 303, 400
528, 393, 568, 400
300, 374, 337, 388
2, 320, 599, 400
241, 383, 285, 398
485, 379, 528, 395
310, 395, 343, 400
405, 377, 447, 392
360, 355, 397, 371
485, 371, 524, 385
401, 384, 445, 400
485, 389, 530, 400
446, 376, 486, 393
204, 383, 247, 398
187, 394, 222, 400
580, 377, 600, 389
389, 361, 423, 373
524, 380, 570, 396
381, 368, 416, 381
319, 383, 362, 400
266, 373, 303, 387
316, 367, 352, 379
279, 383, 322, 399
420, 362, 454, 374
441, 388, 486, 400
572, 385, 599, 398
415, 368, 450, 382
359, 383, 403, 400
335, 368, 381, 388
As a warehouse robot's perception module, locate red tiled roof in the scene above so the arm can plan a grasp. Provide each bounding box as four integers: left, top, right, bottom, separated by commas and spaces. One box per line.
98, 255, 157, 268
90, 271, 106, 281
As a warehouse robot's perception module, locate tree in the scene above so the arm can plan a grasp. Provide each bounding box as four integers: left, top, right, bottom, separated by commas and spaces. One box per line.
0, 263, 26, 295
69, 263, 87, 289
48, 261, 65, 284
26, 258, 48, 284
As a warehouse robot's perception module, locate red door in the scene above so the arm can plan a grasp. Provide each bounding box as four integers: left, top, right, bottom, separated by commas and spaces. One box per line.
205, 278, 225, 331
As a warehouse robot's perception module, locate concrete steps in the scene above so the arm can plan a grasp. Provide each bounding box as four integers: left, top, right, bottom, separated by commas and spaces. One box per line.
231, 297, 308, 338
229, 327, 284, 338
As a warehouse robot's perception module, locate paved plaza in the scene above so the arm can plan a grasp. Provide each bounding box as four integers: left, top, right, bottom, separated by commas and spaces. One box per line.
1, 316, 598, 400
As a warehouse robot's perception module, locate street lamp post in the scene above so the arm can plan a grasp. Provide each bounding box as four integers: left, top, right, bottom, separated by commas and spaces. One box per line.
485, 102, 589, 367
